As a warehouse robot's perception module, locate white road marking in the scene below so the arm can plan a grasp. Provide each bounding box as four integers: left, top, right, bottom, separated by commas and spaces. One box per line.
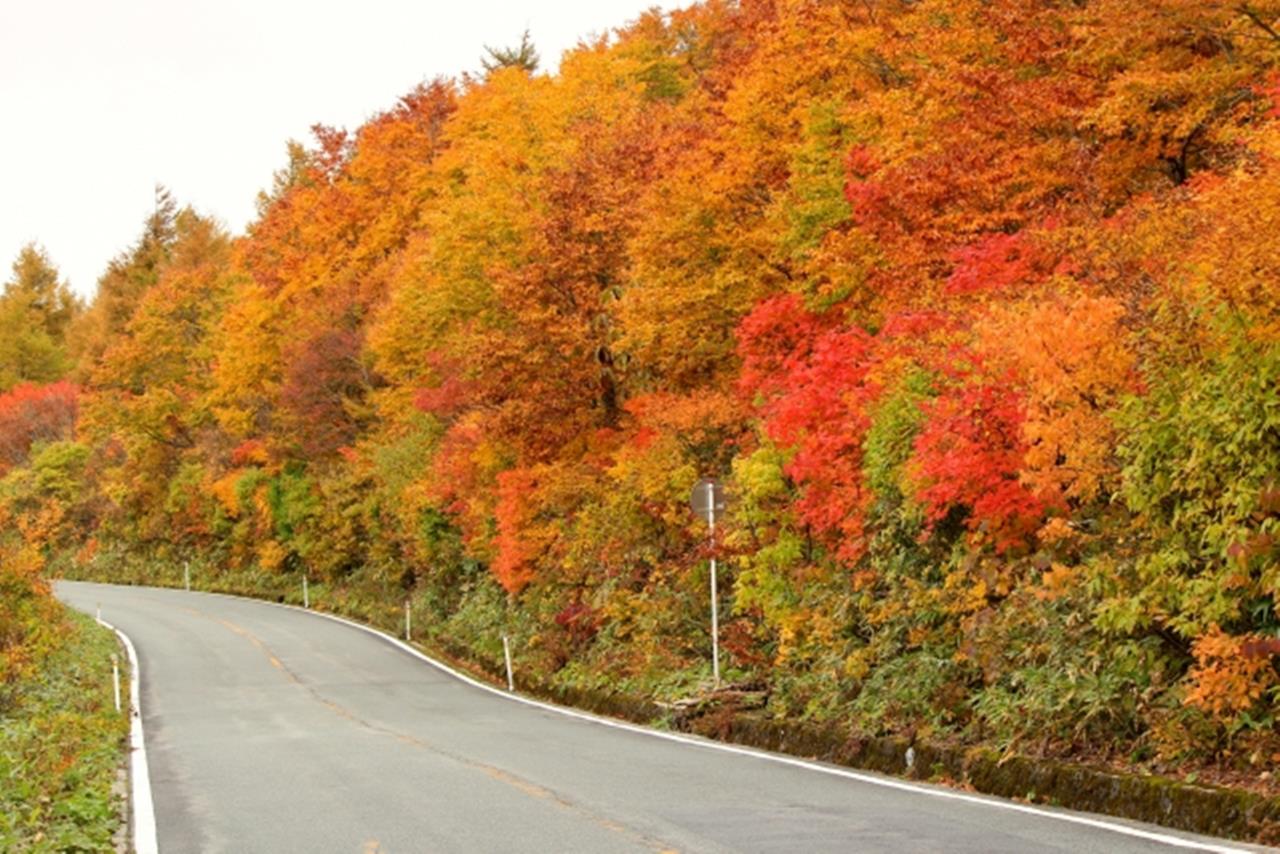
98, 615, 158, 854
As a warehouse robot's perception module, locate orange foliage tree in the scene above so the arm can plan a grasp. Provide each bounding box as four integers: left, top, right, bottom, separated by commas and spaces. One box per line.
13, 0, 1280, 762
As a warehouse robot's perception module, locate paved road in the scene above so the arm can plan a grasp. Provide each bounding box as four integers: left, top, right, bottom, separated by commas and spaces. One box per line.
57, 582, 1255, 854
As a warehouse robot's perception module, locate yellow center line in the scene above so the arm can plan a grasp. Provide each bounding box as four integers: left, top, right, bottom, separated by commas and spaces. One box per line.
189, 608, 678, 852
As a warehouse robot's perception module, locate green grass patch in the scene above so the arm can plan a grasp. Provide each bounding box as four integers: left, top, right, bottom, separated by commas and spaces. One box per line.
1, 607, 129, 852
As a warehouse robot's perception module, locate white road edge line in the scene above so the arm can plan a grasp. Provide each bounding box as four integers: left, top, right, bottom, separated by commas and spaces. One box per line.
134, 585, 1257, 854
97, 616, 159, 854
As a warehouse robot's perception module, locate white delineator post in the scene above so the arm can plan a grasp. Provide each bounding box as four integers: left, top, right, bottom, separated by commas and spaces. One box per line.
303, 575, 309, 609
405, 600, 412, 641
709, 495, 720, 688
502, 635, 514, 692
183, 561, 190, 592
111, 654, 121, 713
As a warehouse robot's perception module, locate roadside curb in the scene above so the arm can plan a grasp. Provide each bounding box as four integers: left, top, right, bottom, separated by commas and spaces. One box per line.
424, 634, 1280, 847
97, 616, 158, 854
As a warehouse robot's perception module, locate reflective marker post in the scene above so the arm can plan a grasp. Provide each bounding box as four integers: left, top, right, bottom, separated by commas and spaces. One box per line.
112, 654, 121, 713
502, 635, 514, 691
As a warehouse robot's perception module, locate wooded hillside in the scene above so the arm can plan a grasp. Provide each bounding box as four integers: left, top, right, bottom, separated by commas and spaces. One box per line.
4, 0, 1279, 782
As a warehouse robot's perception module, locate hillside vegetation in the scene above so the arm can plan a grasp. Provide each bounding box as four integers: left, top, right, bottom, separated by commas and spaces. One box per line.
4, 0, 1279, 788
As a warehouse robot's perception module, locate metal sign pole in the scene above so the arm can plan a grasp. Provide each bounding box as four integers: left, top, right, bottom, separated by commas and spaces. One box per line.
691, 478, 727, 690
709, 494, 720, 688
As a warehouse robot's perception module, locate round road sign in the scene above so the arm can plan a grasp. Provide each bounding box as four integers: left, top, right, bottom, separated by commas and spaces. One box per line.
690, 478, 727, 523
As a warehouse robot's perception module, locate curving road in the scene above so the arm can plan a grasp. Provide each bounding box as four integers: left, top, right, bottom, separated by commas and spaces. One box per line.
56, 581, 1257, 854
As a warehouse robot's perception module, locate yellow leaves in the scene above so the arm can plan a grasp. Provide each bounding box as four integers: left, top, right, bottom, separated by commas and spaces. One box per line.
250, 481, 272, 521
843, 647, 873, 681
609, 442, 694, 528
1036, 562, 1077, 602
5, 541, 47, 583
255, 539, 287, 574
555, 42, 650, 137
774, 606, 838, 665
208, 279, 282, 440
961, 578, 990, 615
209, 471, 243, 519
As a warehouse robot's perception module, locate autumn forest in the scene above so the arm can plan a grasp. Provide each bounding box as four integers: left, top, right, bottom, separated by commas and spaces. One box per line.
4, 0, 1280, 792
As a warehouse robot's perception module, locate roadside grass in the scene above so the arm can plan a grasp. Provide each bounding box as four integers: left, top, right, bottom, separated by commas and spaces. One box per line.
0, 607, 129, 853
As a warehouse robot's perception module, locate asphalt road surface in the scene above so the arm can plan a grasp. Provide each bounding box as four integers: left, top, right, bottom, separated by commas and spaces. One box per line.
56, 581, 1259, 854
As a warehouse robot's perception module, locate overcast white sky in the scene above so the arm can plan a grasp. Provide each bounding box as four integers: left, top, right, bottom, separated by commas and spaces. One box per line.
0, 1, 679, 298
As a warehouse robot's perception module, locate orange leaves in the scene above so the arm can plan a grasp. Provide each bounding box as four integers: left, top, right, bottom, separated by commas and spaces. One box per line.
979, 294, 1137, 504
492, 468, 540, 595
208, 471, 244, 519
227, 82, 457, 462
230, 440, 268, 467
624, 390, 746, 457
1264, 71, 1280, 119
1165, 150, 1280, 336
1186, 627, 1279, 719
1080, 1, 1275, 187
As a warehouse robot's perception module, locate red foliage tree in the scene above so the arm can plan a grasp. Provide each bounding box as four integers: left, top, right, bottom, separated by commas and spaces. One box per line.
911, 380, 1053, 551
739, 295, 878, 562
0, 381, 78, 473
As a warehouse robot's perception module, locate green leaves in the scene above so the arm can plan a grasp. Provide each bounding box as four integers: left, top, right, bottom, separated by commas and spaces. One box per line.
0, 610, 128, 853
1116, 315, 1280, 640
0, 244, 80, 393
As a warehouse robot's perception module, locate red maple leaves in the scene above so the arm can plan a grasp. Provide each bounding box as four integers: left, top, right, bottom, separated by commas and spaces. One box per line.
0, 382, 78, 473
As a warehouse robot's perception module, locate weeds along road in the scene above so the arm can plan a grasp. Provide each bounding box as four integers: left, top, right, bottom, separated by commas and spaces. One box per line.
56, 581, 1259, 854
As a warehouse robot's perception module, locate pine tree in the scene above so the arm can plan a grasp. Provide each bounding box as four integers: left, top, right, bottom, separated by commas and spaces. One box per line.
0, 243, 79, 390
70, 185, 180, 373
481, 30, 540, 74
